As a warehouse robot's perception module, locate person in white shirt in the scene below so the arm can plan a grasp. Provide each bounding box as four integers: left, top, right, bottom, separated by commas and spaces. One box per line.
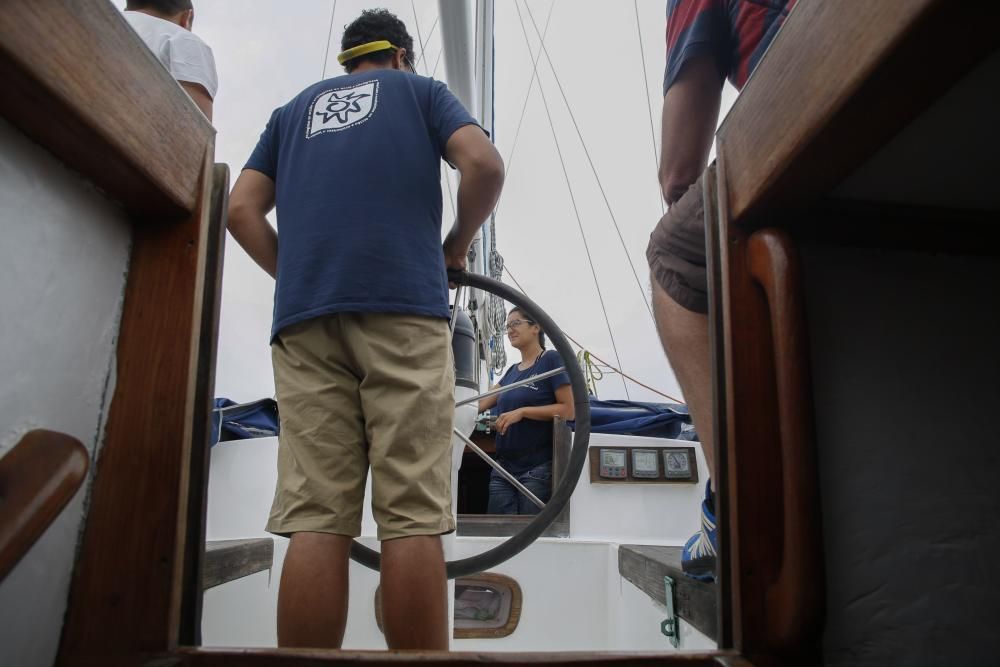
123, 0, 218, 121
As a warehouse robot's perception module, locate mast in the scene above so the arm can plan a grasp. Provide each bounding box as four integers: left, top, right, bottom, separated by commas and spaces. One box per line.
439, 0, 502, 383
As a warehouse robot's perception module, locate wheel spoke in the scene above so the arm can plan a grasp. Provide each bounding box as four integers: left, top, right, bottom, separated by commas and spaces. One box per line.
452, 428, 545, 509
449, 284, 465, 337
455, 366, 567, 407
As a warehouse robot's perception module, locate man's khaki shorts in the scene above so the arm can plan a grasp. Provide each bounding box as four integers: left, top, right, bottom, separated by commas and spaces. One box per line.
646, 169, 710, 314
266, 311, 456, 541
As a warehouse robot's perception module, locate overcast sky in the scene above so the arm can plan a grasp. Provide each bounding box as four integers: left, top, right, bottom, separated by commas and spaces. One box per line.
185, 0, 737, 404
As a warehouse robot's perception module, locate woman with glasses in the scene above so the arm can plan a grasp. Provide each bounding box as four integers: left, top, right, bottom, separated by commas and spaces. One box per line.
478, 307, 575, 514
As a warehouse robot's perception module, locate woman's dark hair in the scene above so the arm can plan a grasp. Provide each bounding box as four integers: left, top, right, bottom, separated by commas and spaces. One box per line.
508, 306, 545, 349
126, 0, 192, 13
341, 9, 416, 73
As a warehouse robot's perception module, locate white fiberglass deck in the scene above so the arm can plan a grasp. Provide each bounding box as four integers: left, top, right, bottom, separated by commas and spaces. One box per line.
202, 433, 713, 651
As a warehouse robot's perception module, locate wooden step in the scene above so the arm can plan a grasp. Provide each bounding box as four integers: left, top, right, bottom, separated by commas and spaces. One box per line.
618, 545, 717, 640
203, 538, 274, 590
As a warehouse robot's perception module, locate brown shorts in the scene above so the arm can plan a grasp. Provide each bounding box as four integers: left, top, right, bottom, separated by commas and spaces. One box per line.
646, 169, 710, 314
266, 312, 456, 541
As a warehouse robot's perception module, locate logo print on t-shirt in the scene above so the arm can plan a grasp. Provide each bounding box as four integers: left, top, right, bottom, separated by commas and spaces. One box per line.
306, 80, 379, 137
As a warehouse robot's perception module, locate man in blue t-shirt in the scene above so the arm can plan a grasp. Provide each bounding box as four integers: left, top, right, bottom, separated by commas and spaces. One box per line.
227, 8, 504, 651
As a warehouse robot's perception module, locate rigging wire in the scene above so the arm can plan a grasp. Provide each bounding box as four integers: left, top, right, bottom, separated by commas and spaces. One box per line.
491, 0, 556, 219
320, 0, 339, 80
521, 1, 656, 326
431, 45, 444, 78
513, 0, 629, 398
410, 1, 440, 72
503, 264, 684, 404
410, 1, 425, 69
416, 16, 439, 70
634, 0, 665, 216
411, 4, 457, 221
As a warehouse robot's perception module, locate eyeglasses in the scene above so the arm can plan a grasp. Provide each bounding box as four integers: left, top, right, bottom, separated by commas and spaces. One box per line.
504, 319, 535, 332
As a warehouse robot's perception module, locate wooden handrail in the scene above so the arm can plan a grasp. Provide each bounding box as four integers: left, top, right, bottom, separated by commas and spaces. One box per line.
745, 230, 824, 652
0, 429, 89, 582
0, 0, 214, 218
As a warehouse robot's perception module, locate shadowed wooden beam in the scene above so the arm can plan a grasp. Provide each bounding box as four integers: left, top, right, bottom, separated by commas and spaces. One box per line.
716, 0, 1000, 225
618, 545, 717, 641
0, 0, 214, 218
202, 539, 274, 590
0, 430, 89, 582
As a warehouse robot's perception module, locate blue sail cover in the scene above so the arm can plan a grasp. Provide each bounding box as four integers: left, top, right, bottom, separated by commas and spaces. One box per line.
212, 398, 280, 446
212, 396, 695, 444
572, 398, 697, 440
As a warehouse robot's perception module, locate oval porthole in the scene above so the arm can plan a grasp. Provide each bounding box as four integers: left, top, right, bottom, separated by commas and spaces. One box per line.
454, 572, 522, 638
374, 572, 522, 639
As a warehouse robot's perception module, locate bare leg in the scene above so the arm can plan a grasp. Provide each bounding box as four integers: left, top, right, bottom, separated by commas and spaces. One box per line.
651, 279, 715, 490
380, 535, 449, 650
277, 532, 352, 648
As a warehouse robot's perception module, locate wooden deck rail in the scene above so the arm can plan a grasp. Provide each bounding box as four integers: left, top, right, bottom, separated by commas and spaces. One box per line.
0, 430, 89, 582
745, 230, 823, 652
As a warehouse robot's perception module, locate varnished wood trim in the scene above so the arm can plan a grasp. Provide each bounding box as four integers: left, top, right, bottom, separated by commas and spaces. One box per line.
714, 152, 784, 660
181, 647, 743, 666
716, 0, 1000, 224
179, 164, 230, 644
66, 650, 747, 667
0, 0, 214, 218
0, 430, 88, 582
58, 144, 217, 661
702, 166, 733, 650
745, 230, 824, 653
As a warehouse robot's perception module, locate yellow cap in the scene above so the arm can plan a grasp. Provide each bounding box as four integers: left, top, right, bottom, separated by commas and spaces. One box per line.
337, 40, 398, 65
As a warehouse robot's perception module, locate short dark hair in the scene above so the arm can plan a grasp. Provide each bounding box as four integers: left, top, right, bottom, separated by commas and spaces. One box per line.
341, 9, 416, 73
509, 307, 546, 349
126, 0, 193, 14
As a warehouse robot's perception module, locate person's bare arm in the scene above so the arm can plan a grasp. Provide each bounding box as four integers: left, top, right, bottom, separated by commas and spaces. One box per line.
442, 125, 504, 274
228, 169, 278, 278
659, 55, 723, 205
180, 81, 213, 121
478, 384, 501, 413
495, 384, 575, 435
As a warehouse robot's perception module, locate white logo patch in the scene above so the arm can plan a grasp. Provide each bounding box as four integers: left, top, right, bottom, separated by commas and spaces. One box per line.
306, 80, 379, 137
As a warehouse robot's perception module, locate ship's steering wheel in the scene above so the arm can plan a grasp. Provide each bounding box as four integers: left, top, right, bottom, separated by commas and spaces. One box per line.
349, 270, 591, 578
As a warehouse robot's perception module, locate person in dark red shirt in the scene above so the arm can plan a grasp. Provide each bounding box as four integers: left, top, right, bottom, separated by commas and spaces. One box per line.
646, 0, 797, 580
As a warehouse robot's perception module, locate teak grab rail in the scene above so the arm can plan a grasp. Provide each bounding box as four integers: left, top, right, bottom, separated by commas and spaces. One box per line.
0, 429, 89, 582
745, 230, 824, 651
